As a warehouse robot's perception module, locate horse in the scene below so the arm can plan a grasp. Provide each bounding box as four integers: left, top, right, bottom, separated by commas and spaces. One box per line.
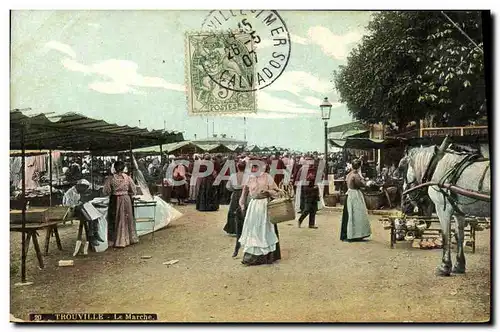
398, 142, 490, 276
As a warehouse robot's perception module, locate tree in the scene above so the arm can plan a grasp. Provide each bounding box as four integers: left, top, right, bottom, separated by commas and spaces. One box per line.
333, 11, 487, 131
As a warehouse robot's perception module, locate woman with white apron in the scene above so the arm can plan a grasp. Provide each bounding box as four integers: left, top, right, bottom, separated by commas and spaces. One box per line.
238, 165, 281, 266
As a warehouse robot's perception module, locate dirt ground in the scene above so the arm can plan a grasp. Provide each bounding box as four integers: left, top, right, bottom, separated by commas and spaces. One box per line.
10, 204, 491, 323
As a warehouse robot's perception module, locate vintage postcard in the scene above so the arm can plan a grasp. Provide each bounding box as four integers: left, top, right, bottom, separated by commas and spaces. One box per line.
8, 9, 491, 324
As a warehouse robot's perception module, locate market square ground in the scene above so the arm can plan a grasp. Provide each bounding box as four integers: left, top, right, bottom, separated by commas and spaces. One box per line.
10, 205, 490, 322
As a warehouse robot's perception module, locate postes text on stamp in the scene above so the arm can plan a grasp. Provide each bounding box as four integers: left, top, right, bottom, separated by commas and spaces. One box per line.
186, 32, 257, 116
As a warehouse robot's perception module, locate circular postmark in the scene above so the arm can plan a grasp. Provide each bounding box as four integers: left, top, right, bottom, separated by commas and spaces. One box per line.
201, 10, 291, 92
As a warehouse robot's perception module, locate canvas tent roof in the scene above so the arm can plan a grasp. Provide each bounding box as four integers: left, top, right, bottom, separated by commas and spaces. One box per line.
196, 143, 233, 153
9, 150, 93, 157
225, 144, 242, 151
328, 129, 369, 140
133, 141, 200, 154
245, 145, 261, 152
134, 141, 247, 154
329, 137, 404, 150
10, 109, 184, 152
327, 121, 368, 134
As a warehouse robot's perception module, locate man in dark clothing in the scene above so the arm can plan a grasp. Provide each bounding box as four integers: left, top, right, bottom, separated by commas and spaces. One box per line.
297, 167, 319, 229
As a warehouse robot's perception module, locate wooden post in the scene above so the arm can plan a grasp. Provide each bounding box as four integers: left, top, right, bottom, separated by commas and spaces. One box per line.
129, 141, 134, 181
90, 152, 94, 191
390, 219, 395, 249
49, 149, 53, 207
471, 225, 476, 253
20, 125, 27, 283
159, 143, 163, 165
160, 143, 165, 198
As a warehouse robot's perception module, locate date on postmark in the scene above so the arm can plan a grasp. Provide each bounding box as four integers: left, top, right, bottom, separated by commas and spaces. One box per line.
202, 10, 292, 92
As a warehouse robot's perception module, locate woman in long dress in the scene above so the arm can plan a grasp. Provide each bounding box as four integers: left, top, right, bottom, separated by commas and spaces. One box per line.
196, 154, 219, 211
340, 159, 372, 242
103, 160, 139, 248
173, 160, 189, 206
224, 162, 246, 255
188, 155, 199, 203
218, 157, 233, 205
238, 165, 281, 266
222, 160, 242, 236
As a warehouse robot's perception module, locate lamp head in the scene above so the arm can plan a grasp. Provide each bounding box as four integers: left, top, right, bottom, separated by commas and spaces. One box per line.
320, 97, 332, 120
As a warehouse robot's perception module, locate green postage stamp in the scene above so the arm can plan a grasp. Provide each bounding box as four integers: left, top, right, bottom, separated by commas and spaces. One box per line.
185, 31, 257, 116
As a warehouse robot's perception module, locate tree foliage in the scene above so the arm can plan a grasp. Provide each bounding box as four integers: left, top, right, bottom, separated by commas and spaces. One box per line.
333, 11, 487, 130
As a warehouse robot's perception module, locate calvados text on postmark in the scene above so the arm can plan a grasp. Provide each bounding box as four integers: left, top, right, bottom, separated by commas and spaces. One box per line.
201, 10, 291, 92
185, 31, 257, 116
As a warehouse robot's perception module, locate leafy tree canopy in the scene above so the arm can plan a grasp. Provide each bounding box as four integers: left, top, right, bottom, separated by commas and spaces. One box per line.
333, 11, 486, 131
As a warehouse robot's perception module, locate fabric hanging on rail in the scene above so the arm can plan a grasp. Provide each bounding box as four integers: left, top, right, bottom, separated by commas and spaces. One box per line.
51, 151, 63, 183
10, 157, 22, 189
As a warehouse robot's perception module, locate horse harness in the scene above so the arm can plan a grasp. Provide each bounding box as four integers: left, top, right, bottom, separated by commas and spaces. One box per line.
405, 146, 446, 207
408, 146, 489, 216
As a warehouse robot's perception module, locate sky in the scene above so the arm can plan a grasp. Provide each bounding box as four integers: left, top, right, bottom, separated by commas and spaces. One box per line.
10, 10, 374, 152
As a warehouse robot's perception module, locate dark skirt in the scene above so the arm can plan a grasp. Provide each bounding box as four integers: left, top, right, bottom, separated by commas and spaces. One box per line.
241, 224, 281, 266
219, 180, 232, 205
340, 198, 349, 241
223, 189, 243, 235
340, 194, 369, 242
174, 182, 189, 200
196, 176, 220, 211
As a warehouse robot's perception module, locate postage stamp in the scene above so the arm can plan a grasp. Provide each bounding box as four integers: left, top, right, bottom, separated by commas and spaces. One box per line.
185, 31, 257, 116
201, 10, 291, 92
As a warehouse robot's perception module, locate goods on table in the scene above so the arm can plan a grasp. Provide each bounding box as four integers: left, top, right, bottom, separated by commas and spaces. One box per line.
411, 238, 443, 249
382, 215, 490, 252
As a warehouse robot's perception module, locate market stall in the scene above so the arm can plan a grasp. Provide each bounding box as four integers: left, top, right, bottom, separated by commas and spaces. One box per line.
88, 195, 183, 252
10, 108, 184, 283
328, 137, 405, 209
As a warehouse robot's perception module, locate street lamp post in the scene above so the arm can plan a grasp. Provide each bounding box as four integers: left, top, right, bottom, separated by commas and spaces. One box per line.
320, 97, 333, 174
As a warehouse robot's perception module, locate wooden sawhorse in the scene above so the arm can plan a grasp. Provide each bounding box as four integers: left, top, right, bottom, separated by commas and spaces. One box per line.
10, 221, 63, 269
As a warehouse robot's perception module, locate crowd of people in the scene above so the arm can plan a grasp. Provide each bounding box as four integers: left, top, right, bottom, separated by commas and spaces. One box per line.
50, 150, 409, 265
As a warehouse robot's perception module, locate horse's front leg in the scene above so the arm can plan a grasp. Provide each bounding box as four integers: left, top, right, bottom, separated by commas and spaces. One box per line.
435, 207, 453, 276
452, 215, 466, 274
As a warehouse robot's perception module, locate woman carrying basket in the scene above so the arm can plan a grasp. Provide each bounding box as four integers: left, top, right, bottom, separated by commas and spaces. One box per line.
238, 161, 281, 266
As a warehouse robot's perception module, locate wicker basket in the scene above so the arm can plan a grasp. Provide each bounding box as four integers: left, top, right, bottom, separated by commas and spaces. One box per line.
268, 198, 295, 224
363, 191, 385, 210
268, 187, 295, 224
